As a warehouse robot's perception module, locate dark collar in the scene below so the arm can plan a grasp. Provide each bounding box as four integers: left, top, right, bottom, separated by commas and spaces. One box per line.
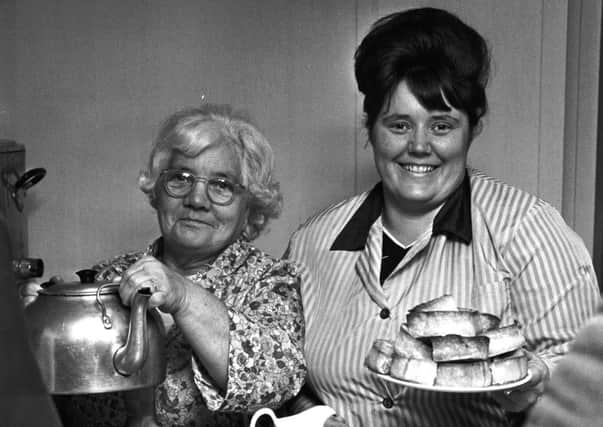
330, 172, 472, 251
150, 237, 164, 257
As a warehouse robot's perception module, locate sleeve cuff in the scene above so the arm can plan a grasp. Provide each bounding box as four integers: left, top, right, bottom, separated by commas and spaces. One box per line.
192, 306, 305, 412
192, 355, 227, 411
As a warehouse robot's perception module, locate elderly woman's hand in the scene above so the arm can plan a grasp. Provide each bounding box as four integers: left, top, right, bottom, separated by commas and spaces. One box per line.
18, 275, 63, 307
117, 255, 191, 315
18, 279, 43, 307
491, 350, 549, 412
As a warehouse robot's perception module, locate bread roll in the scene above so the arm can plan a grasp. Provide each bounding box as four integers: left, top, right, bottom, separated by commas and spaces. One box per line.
477, 312, 501, 333
490, 349, 528, 385
365, 339, 394, 374
483, 324, 526, 357
436, 360, 492, 387
431, 335, 489, 362
407, 309, 480, 337
389, 354, 437, 385
394, 326, 432, 359
409, 294, 458, 312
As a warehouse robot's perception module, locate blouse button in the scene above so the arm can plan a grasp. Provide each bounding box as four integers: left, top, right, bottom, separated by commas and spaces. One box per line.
379, 308, 390, 319
382, 397, 394, 408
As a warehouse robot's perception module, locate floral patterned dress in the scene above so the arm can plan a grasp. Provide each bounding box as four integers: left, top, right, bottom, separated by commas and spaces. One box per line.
54, 238, 306, 426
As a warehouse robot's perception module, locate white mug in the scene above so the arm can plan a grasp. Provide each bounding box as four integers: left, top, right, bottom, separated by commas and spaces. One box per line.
249, 405, 336, 427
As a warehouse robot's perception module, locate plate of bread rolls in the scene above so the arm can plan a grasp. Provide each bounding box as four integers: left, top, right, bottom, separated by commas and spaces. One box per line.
365, 295, 531, 393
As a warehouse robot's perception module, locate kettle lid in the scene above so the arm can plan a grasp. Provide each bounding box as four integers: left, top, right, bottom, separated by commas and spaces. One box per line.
38, 281, 118, 296
38, 269, 118, 296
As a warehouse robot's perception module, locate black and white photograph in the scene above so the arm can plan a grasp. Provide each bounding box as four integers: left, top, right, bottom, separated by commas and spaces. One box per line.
1, 1, 602, 426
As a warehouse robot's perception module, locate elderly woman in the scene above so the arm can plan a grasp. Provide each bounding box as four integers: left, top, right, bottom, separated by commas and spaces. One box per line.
284, 7, 601, 427
45, 103, 306, 426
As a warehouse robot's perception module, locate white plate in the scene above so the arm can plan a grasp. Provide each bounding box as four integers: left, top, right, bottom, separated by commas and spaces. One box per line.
375, 370, 532, 393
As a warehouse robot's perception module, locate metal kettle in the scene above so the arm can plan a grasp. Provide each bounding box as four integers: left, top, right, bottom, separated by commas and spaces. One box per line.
24, 269, 166, 394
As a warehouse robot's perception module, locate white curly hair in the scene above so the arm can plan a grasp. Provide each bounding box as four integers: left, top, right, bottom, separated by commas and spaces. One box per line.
138, 103, 282, 241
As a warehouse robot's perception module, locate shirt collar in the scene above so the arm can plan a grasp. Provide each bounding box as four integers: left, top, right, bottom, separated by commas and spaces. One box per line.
148, 236, 250, 272
330, 172, 472, 251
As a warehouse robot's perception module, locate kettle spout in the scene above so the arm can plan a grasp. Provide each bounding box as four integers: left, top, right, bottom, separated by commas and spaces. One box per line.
113, 290, 152, 376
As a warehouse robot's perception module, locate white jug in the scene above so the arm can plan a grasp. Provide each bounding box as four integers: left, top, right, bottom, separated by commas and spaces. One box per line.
249, 405, 336, 427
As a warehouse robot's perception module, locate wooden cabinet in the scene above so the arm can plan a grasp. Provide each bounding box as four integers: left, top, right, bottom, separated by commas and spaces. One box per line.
0, 140, 26, 259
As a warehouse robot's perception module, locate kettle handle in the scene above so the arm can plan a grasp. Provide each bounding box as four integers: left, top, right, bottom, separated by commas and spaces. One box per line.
113, 289, 152, 376
250, 408, 277, 427
95, 283, 113, 329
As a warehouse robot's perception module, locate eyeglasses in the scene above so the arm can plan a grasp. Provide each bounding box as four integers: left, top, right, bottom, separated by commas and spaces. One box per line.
159, 169, 245, 206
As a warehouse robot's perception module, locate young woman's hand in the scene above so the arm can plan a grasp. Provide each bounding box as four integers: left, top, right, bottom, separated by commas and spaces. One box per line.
491, 350, 549, 412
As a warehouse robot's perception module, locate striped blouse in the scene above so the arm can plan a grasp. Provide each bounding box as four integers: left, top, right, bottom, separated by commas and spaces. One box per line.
285, 169, 601, 427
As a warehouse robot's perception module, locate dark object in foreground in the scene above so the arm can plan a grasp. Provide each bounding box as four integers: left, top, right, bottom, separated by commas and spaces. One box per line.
0, 215, 62, 426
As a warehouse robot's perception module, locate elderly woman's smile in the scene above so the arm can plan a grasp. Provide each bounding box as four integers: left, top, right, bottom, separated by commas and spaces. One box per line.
177, 216, 218, 229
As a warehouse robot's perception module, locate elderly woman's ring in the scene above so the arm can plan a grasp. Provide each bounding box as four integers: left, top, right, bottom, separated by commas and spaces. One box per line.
141, 278, 157, 293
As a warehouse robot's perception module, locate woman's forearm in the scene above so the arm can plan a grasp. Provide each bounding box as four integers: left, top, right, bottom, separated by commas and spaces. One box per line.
173, 284, 231, 390
170, 262, 305, 409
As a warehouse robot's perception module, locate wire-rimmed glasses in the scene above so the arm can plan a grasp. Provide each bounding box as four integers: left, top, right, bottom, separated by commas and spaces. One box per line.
159, 169, 245, 206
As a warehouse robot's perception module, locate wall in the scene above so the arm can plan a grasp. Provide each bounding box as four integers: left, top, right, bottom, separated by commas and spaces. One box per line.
0, 0, 26, 257
8, 0, 600, 279
0, 0, 15, 139
565, 0, 601, 272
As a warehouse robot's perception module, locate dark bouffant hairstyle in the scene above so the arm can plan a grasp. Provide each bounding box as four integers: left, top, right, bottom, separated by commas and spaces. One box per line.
354, 7, 490, 132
